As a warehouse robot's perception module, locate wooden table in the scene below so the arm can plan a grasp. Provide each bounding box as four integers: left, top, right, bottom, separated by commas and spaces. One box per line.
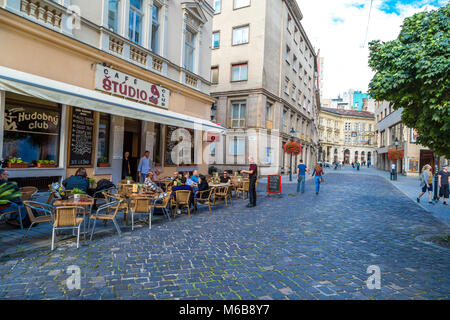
53, 198, 94, 240
209, 183, 230, 188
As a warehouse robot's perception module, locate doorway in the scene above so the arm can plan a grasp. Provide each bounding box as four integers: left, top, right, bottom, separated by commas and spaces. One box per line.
420, 150, 435, 173
123, 118, 142, 181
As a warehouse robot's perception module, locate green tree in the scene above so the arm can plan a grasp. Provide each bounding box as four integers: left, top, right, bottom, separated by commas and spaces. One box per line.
368, 4, 450, 157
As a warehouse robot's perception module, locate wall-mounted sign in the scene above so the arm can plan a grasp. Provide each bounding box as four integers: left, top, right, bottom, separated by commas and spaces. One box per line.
4, 104, 60, 135
410, 128, 418, 143
408, 158, 419, 172
68, 107, 95, 167
95, 65, 170, 109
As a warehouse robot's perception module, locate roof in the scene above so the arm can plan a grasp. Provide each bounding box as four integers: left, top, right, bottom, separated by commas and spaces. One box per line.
321, 107, 375, 119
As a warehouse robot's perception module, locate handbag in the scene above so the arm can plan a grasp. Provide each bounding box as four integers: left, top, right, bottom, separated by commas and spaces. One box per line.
320, 177, 324, 183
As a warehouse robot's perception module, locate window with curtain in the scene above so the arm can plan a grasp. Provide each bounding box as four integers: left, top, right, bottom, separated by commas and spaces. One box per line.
212, 31, 220, 49
129, 0, 143, 44
231, 63, 247, 81
211, 66, 219, 84
231, 102, 246, 128
108, 0, 120, 33
184, 29, 196, 72
232, 25, 249, 45
97, 113, 111, 163
229, 137, 245, 155
151, 4, 160, 54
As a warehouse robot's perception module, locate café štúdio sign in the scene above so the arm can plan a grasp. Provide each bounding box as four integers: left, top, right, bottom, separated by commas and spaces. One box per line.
95, 65, 170, 109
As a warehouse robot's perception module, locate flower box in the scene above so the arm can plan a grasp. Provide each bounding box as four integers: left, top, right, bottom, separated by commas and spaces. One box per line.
7, 163, 28, 168
37, 163, 57, 168
97, 163, 110, 167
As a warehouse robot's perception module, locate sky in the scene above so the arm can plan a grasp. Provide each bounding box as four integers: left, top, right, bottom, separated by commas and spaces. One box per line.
296, 0, 448, 99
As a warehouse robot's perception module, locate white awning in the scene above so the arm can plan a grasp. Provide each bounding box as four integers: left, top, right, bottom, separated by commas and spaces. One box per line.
0, 66, 225, 133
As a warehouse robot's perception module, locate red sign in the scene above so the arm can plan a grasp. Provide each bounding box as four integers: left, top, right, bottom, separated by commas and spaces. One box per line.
206, 132, 220, 142
267, 175, 282, 195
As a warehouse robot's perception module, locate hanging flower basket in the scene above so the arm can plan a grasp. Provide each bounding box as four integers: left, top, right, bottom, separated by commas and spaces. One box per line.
387, 149, 404, 161
283, 141, 302, 156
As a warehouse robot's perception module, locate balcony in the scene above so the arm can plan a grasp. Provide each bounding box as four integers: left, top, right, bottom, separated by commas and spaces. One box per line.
20, 0, 63, 30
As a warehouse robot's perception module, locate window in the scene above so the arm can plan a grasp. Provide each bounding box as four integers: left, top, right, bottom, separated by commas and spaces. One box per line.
3, 98, 61, 165
293, 55, 297, 71
292, 85, 296, 100
231, 101, 246, 128
284, 78, 289, 94
287, 14, 292, 32
129, 0, 143, 44
108, 0, 120, 33
210, 66, 219, 84
229, 137, 245, 155
151, 4, 161, 54
184, 29, 196, 72
97, 113, 111, 163
214, 0, 221, 14
266, 102, 272, 121
209, 142, 216, 155
293, 26, 298, 43
212, 31, 220, 49
234, 0, 250, 9
285, 46, 290, 63
282, 109, 287, 131
231, 63, 247, 81
232, 25, 249, 45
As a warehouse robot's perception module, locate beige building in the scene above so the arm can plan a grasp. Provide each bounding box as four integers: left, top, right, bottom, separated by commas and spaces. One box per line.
0, 0, 222, 188
374, 102, 446, 176
318, 108, 376, 165
209, 0, 320, 176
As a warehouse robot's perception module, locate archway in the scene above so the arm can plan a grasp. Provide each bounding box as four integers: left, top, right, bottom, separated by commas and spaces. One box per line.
344, 149, 350, 164
361, 151, 365, 163
354, 151, 359, 163
334, 148, 338, 162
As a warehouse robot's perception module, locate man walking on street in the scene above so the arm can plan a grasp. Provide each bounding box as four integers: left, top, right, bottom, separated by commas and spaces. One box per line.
137, 151, 152, 184
296, 160, 309, 193
438, 164, 449, 205
241, 156, 257, 208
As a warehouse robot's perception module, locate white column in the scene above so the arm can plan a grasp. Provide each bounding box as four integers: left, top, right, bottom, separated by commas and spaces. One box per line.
0, 90, 5, 159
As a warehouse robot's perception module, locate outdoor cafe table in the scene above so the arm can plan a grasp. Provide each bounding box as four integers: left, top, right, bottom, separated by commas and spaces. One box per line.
53, 198, 94, 240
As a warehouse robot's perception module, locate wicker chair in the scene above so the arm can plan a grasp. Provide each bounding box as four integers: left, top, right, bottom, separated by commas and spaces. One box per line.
21, 186, 38, 194
174, 190, 192, 218
213, 186, 232, 206
0, 201, 23, 230
52, 206, 84, 250
21, 201, 54, 244
236, 181, 250, 199
150, 192, 172, 223
21, 190, 37, 202
109, 193, 129, 225
89, 200, 123, 240
130, 197, 151, 231
194, 188, 214, 213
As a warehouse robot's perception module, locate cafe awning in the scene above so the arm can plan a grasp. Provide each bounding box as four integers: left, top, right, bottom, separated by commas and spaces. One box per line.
0, 66, 225, 133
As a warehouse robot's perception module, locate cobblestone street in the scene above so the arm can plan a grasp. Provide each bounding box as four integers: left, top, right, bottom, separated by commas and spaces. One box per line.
0, 171, 449, 300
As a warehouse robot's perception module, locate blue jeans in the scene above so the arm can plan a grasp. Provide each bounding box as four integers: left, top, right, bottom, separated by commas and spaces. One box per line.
314, 176, 321, 193
0, 202, 27, 222
297, 175, 306, 193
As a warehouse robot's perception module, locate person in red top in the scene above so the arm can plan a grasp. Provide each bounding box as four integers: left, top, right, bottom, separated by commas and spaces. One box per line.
241, 156, 258, 207
310, 163, 324, 195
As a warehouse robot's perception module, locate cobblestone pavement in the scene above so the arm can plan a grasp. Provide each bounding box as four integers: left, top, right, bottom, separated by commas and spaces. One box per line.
0, 172, 449, 300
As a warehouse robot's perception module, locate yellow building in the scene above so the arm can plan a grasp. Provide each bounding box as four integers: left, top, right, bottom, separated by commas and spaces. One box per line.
319, 108, 376, 165
0, 0, 223, 188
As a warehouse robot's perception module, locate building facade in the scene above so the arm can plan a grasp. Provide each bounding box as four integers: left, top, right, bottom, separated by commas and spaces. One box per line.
0, 0, 222, 188
374, 102, 446, 176
209, 0, 320, 176
318, 108, 376, 165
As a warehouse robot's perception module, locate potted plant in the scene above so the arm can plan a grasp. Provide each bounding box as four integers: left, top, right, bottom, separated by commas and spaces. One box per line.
37, 160, 57, 168
154, 155, 161, 167
97, 157, 110, 167
126, 176, 132, 184
7, 157, 28, 168
0, 182, 22, 204
71, 188, 84, 201
88, 178, 96, 188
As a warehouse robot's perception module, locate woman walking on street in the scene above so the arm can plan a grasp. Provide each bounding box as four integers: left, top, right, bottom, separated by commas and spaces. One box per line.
310, 163, 324, 195
417, 164, 434, 204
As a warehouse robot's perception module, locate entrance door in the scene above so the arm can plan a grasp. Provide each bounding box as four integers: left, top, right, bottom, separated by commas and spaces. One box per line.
123, 118, 142, 181
420, 150, 435, 173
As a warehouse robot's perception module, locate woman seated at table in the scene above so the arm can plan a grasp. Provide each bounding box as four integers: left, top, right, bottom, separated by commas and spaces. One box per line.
172, 177, 194, 209
144, 172, 163, 193
219, 171, 232, 185
63, 168, 89, 193
196, 175, 210, 199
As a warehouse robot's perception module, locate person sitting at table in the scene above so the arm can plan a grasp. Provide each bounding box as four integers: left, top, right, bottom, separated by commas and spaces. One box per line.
191, 170, 200, 184
219, 171, 232, 185
172, 177, 194, 210
63, 168, 89, 193
171, 171, 181, 186
196, 175, 210, 199
0, 169, 30, 228
144, 172, 163, 193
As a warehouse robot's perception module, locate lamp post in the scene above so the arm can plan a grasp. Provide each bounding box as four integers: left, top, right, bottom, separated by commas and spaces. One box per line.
289, 127, 296, 182
433, 155, 439, 201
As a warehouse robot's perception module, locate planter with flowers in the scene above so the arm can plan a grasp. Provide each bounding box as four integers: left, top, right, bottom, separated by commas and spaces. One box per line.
37, 160, 57, 168
283, 141, 302, 156
71, 188, 85, 201
97, 157, 110, 167
6, 157, 28, 168
387, 149, 404, 161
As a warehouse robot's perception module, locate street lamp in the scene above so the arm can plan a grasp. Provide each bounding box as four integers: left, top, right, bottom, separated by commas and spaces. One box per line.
392, 137, 399, 180
289, 127, 296, 182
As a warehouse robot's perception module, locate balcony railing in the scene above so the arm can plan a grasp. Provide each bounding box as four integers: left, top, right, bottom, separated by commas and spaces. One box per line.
20, 0, 62, 29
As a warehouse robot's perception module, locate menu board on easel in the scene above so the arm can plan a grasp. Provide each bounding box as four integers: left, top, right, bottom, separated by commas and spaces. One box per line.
68, 107, 96, 167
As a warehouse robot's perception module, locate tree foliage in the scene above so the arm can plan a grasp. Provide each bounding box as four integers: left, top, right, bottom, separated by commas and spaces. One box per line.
368, 4, 450, 157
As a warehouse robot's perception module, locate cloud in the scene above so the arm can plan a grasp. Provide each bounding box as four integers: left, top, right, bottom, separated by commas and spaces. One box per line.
296, 0, 445, 98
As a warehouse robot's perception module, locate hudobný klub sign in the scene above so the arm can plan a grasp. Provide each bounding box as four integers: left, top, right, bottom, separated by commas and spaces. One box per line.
95, 65, 170, 109
4, 104, 60, 135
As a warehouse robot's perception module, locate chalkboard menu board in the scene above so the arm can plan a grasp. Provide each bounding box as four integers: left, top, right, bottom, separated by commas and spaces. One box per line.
68, 107, 95, 167
165, 125, 194, 166
267, 175, 281, 195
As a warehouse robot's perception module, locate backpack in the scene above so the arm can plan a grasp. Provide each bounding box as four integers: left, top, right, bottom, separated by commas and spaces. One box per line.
51, 182, 67, 199
95, 179, 115, 192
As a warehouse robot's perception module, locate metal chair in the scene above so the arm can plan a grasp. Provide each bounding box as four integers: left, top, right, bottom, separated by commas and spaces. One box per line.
0, 200, 24, 230
89, 200, 123, 240
21, 201, 54, 244
52, 206, 84, 251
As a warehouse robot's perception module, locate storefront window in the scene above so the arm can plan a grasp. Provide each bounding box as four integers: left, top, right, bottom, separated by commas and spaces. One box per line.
3, 100, 61, 166
97, 113, 111, 164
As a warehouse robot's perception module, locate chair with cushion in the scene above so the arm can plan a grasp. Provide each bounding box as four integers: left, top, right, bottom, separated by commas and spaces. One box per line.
89, 200, 123, 240
52, 206, 84, 250
21, 201, 54, 243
